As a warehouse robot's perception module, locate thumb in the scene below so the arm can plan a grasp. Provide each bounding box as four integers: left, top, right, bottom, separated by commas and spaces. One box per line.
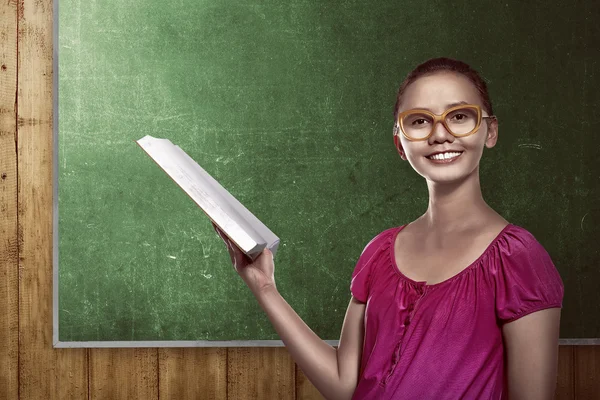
263, 248, 272, 258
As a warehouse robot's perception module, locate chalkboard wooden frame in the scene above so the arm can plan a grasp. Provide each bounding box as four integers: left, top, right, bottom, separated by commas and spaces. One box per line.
53, 0, 600, 347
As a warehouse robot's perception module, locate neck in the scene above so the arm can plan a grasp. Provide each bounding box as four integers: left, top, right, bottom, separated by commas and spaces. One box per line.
421, 168, 490, 232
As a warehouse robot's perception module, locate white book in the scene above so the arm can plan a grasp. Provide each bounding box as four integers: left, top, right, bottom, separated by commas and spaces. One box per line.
136, 135, 280, 261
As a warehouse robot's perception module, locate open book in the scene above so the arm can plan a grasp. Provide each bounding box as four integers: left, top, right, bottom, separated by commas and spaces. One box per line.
136, 135, 280, 261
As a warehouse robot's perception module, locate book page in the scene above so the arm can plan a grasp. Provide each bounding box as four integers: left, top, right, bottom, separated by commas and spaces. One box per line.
136, 135, 280, 258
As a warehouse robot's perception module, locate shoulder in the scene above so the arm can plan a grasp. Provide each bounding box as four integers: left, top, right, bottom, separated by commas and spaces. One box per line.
350, 225, 401, 302
486, 223, 565, 292
493, 224, 564, 323
491, 223, 563, 290
352, 225, 402, 274
358, 225, 404, 258
500, 224, 549, 257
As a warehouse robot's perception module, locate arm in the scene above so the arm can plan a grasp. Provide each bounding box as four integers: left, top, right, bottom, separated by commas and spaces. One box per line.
212, 224, 364, 400
255, 288, 365, 400
502, 307, 562, 400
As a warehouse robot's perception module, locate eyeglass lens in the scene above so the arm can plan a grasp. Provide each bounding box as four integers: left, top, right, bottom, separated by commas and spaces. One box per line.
401, 107, 480, 140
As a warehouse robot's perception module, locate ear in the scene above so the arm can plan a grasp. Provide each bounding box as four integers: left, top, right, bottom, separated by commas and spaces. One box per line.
393, 133, 407, 160
485, 117, 499, 149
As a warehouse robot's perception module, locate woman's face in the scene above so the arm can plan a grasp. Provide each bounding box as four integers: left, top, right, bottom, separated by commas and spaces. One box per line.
396, 72, 498, 184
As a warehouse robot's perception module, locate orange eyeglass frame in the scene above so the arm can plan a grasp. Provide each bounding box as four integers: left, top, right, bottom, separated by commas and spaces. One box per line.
394, 104, 496, 142
393, 104, 496, 157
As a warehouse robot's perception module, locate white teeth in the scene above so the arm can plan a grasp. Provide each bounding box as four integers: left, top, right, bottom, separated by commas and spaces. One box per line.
428, 152, 462, 160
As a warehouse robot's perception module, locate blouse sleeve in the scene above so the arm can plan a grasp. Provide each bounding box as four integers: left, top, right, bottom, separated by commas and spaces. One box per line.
350, 229, 392, 303
494, 234, 564, 324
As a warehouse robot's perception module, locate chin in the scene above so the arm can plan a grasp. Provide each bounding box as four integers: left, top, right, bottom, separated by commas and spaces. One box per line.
423, 170, 473, 184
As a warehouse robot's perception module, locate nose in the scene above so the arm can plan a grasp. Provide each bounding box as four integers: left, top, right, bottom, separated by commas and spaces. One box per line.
428, 120, 455, 144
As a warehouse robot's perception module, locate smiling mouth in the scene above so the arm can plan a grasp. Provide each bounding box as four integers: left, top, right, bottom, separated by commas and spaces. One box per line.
426, 151, 464, 163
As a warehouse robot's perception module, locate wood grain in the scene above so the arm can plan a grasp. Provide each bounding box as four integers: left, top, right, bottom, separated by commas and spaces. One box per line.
574, 345, 600, 400
17, 0, 87, 399
295, 365, 325, 400
3, 1, 600, 399
89, 348, 158, 400
556, 345, 574, 400
227, 348, 295, 400
0, 0, 19, 398
158, 348, 227, 399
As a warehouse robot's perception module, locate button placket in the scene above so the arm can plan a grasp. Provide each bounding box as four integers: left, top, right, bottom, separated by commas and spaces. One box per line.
381, 285, 428, 386
382, 341, 403, 385
404, 286, 424, 324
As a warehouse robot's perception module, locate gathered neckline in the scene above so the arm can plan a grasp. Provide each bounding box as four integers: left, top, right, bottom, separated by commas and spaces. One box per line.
389, 223, 515, 288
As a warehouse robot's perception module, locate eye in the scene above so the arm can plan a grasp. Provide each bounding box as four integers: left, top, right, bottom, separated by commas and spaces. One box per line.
447, 108, 478, 123
412, 118, 429, 126
402, 113, 432, 129
451, 113, 469, 122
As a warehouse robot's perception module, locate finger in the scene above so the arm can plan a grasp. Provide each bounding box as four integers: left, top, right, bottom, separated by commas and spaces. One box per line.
223, 238, 235, 261
226, 239, 247, 266
226, 238, 241, 259
225, 246, 236, 266
212, 222, 224, 237
216, 232, 233, 261
214, 226, 228, 244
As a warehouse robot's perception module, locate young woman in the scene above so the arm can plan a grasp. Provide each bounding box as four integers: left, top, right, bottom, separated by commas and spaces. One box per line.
213, 57, 564, 400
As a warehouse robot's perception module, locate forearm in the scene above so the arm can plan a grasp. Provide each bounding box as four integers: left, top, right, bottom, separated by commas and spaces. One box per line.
254, 286, 355, 400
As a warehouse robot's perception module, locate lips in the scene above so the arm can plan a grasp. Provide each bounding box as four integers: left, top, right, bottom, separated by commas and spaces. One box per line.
425, 150, 464, 163
425, 150, 464, 158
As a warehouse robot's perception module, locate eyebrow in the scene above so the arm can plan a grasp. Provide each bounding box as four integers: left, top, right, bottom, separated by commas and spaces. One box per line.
410, 101, 470, 112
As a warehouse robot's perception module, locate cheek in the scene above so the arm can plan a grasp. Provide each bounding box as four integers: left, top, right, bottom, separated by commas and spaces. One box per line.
460, 137, 488, 168
399, 141, 424, 162
403, 144, 430, 171
464, 139, 484, 152
458, 126, 488, 149
466, 134, 488, 154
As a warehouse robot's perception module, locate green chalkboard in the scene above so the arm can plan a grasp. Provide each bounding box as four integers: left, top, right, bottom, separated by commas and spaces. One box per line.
56, 0, 600, 345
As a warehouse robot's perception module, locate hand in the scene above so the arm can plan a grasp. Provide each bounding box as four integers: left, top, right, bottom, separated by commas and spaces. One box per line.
211, 222, 277, 295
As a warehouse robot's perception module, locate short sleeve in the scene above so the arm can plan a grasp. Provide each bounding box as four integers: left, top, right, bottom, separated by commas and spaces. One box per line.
495, 235, 564, 324
350, 229, 393, 302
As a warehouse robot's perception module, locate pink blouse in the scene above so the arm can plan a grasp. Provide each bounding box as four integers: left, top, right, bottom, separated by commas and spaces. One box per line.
350, 223, 564, 400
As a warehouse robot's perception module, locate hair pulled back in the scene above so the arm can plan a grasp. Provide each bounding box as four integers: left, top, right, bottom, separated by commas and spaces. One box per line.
393, 57, 493, 131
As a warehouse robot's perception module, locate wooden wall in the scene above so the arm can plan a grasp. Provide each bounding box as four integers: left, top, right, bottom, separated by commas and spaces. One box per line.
0, 1, 599, 398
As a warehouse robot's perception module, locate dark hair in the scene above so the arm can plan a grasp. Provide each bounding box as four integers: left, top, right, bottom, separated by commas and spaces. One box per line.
393, 58, 493, 131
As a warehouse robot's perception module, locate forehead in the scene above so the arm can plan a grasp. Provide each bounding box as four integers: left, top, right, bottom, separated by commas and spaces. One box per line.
399, 72, 483, 113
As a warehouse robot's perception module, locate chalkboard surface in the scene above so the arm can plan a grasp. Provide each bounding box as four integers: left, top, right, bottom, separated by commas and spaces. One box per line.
56, 0, 599, 345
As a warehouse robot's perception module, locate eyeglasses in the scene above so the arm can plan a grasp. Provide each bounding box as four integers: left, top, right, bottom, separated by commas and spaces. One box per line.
395, 104, 496, 141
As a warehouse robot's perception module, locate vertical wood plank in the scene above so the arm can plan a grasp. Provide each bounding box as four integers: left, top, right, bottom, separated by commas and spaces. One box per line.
228, 348, 295, 400
17, 0, 87, 398
89, 348, 158, 400
158, 348, 227, 399
574, 345, 600, 400
0, 0, 19, 398
295, 365, 325, 400
556, 345, 574, 400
